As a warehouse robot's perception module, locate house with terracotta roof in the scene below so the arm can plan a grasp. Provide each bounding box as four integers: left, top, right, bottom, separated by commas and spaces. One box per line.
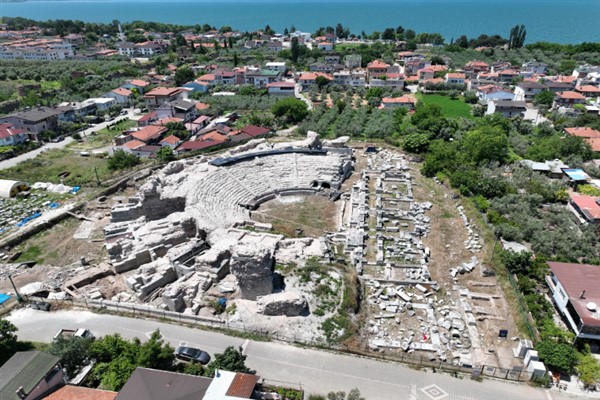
121, 139, 146, 153
297, 72, 333, 90
159, 135, 183, 149
545, 80, 575, 93
106, 87, 133, 104
464, 61, 490, 76
380, 96, 416, 110
130, 125, 167, 144
553, 91, 587, 108
317, 41, 334, 52
203, 369, 258, 400
367, 60, 390, 77
497, 69, 519, 83
143, 87, 189, 110
576, 85, 600, 98
563, 127, 600, 151
370, 73, 404, 89
569, 193, 600, 224
445, 73, 466, 85
267, 81, 295, 96
239, 125, 271, 138
0, 122, 28, 146
43, 385, 117, 400
121, 79, 150, 94
547, 261, 600, 340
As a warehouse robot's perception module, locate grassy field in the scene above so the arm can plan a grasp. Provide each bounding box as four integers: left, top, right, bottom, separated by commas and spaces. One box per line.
417, 93, 473, 119
83, 119, 137, 148
2, 148, 113, 187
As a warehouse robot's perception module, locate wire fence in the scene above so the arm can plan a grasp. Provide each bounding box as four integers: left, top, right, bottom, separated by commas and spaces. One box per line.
23, 295, 534, 383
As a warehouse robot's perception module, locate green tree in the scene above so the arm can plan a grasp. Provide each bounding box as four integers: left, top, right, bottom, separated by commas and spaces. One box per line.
315, 75, 331, 90
204, 346, 249, 377
461, 126, 509, 165
536, 339, 578, 372
0, 318, 19, 366
165, 122, 189, 139
381, 28, 396, 41
48, 336, 93, 378
403, 133, 430, 153
174, 66, 195, 86
291, 37, 300, 63
532, 90, 554, 107
578, 351, 600, 387
108, 149, 141, 171
156, 146, 176, 162
508, 24, 527, 49
272, 98, 309, 124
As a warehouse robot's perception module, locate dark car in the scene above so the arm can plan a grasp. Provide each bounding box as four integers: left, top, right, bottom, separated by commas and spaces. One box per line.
175, 346, 211, 364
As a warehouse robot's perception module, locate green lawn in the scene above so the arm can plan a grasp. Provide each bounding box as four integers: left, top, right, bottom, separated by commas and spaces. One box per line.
417, 94, 473, 119
85, 119, 137, 147
2, 148, 113, 187
14, 79, 62, 91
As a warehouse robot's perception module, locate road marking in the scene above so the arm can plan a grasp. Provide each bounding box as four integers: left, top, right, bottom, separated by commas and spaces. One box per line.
420, 384, 449, 400
545, 390, 553, 400
250, 354, 411, 389
241, 339, 250, 355
409, 384, 418, 400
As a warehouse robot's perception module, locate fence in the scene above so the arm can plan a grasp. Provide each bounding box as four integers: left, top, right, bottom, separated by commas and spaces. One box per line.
24, 294, 534, 383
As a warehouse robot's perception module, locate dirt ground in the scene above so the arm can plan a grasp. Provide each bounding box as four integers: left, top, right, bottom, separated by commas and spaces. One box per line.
411, 162, 523, 369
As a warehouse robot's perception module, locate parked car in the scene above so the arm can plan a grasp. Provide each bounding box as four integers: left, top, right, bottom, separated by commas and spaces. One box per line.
175, 346, 211, 364
120, 110, 128, 116
50, 135, 64, 143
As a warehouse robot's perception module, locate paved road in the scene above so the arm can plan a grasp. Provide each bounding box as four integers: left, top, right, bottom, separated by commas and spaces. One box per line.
0, 109, 136, 170
295, 83, 314, 111
6, 308, 581, 400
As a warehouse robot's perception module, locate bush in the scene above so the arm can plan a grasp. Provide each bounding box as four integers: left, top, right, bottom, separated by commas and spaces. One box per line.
107, 149, 141, 171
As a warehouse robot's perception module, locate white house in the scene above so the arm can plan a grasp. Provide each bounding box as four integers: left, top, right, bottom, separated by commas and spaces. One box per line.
514, 81, 547, 102
477, 85, 515, 102
445, 73, 466, 85
486, 100, 526, 117
265, 62, 287, 73
0, 122, 28, 146
266, 81, 296, 96
106, 87, 133, 105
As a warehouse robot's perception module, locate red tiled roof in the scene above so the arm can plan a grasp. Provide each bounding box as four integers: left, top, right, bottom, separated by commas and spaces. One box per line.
267, 81, 295, 88
556, 91, 586, 100
129, 79, 149, 87
112, 87, 132, 97
193, 115, 210, 124
123, 139, 145, 150
298, 72, 332, 81
0, 122, 26, 140
131, 125, 167, 142
145, 87, 182, 97
587, 138, 600, 152
200, 130, 228, 143
177, 140, 219, 151
198, 74, 216, 82
447, 73, 466, 79
240, 124, 270, 137
155, 117, 183, 126
195, 102, 210, 111
382, 96, 415, 104
570, 193, 600, 221
499, 69, 519, 75
138, 111, 157, 123
159, 135, 181, 145
43, 385, 117, 400
576, 85, 600, 94
548, 261, 600, 327
564, 127, 600, 139
367, 60, 390, 69
225, 373, 259, 398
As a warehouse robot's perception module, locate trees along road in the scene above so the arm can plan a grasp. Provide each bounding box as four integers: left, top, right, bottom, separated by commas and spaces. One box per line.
6, 308, 571, 400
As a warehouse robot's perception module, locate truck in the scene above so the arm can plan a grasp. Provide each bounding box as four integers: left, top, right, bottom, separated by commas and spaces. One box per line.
53, 328, 95, 340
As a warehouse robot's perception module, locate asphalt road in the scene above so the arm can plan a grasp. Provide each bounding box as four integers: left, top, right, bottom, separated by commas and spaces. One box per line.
6, 308, 578, 400
0, 110, 136, 170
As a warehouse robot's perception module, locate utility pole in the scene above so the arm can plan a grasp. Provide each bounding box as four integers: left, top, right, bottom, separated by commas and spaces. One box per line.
94, 166, 101, 187
8, 275, 23, 302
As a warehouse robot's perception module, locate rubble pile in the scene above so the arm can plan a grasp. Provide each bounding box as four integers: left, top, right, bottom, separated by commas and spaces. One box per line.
457, 205, 482, 253
0, 191, 63, 235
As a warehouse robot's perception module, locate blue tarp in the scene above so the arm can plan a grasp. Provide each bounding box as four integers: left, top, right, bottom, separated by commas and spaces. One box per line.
49, 202, 60, 209
72, 186, 81, 193
15, 212, 42, 227
0, 293, 11, 305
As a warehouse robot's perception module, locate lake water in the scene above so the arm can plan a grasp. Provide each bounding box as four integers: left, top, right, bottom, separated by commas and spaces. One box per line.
1, 0, 599, 44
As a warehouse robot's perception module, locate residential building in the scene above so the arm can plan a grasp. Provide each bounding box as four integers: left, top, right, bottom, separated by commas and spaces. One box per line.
244, 69, 280, 88
464, 60, 490, 76
0, 122, 28, 146
182, 81, 210, 94
238, 124, 271, 138
445, 73, 466, 85
553, 91, 586, 108
43, 385, 117, 400
115, 368, 212, 400
380, 96, 416, 110
576, 85, 600, 98
266, 81, 295, 96
317, 41, 334, 51
514, 81, 547, 102
344, 54, 362, 69
366, 60, 390, 77
568, 193, 600, 224
203, 370, 258, 400
264, 62, 287, 73
116, 42, 164, 56
0, 351, 64, 400
0, 38, 74, 60
143, 87, 189, 110
0, 107, 60, 141
297, 72, 332, 90
130, 125, 167, 144
497, 69, 519, 83
106, 88, 133, 105
545, 80, 575, 93
121, 79, 150, 94
564, 126, 600, 152
159, 135, 183, 149
476, 85, 515, 102
547, 261, 600, 340
521, 61, 548, 75
333, 70, 367, 87
370, 73, 404, 89
156, 100, 197, 122
486, 100, 526, 118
